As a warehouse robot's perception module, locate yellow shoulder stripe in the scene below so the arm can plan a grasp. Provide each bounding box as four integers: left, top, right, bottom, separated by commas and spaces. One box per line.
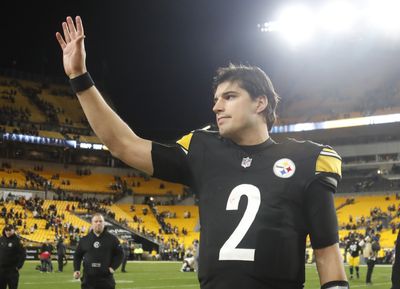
322, 147, 336, 154
316, 154, 342, 177
320, 147, 342, 160
176, 133, 194, 151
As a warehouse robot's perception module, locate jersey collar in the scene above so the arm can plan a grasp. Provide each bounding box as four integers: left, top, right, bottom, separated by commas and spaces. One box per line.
233, 137, 275, 154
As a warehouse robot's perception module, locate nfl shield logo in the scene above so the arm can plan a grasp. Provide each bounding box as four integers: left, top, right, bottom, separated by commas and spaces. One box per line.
241, 157, 252, 168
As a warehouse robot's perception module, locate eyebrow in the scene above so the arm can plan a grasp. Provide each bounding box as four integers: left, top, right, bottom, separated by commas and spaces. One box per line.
213, 90, 240, 102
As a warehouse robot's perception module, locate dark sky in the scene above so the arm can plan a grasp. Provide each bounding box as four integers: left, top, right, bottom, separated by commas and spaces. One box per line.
2, 0, 400, 141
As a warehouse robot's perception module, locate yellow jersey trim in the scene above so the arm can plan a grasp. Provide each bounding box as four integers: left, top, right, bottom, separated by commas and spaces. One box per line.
176, 133, 194, 151
316, 150, 342, 177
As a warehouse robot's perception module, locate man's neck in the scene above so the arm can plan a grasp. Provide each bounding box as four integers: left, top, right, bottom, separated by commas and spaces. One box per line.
231, 125, 270, 146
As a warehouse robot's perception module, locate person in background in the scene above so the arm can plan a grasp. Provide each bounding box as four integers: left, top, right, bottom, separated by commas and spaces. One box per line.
56, 237, 67, 272
73, 213, 123, 289
121, 240, 130, 273
40, 239, 54, 272
391, 230, 400, 289
0, 225, 26, 289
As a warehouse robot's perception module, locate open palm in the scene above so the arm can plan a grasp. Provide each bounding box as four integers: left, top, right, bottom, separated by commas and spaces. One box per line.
56, 16, 87, 78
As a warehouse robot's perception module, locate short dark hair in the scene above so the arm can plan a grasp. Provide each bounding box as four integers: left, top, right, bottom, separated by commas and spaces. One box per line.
212, 63, 280, 131
4, 224, 14, 231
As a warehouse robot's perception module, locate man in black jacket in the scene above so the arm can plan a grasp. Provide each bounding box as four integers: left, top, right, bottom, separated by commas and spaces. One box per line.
0, 225, 26, 289
121, 240, 130, 273
73, 213, 124, 289
56, 237, 67, 272
392, 230, 400, 289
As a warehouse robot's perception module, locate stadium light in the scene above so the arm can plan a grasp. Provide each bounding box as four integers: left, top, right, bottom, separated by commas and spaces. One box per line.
271, 113, 400, 133
276, 5, 316, 46
366, 0, 400, 36
317, 1, 358, 33
258, 0, 400, 45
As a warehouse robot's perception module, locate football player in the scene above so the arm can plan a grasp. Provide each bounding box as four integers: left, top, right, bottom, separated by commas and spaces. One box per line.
346, 234, 362, 279
56, 16, 348, 289
181, 247, 197, 272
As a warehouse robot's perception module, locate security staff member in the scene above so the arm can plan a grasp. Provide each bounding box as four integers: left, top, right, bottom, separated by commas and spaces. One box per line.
73, 213, 123, 289
56, 237, 67, 272
392, 230, 400, 289
121, 240, 130, 273
0, 225, 26, 289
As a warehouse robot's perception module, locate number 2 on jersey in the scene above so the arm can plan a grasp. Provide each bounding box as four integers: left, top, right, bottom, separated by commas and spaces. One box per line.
218, 184, 261, 261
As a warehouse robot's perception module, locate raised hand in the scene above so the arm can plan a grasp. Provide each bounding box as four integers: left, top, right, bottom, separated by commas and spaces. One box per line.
56, 16, 87, 78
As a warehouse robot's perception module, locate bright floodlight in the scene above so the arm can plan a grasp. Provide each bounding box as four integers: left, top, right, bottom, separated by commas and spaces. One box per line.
318, 1, 358, 33
258, 1, 400, 46
366, 0, 400, 36
277, 5, 315, 46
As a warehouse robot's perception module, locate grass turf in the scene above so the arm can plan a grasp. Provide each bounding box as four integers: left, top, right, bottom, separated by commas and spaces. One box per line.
17, 261, 392, 289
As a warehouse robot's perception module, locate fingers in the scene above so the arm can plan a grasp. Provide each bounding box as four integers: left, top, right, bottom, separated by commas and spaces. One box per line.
55, 32, 66, 49
66, 16, 77, 38
75, 35, 86, 47
62, 22, 71, 43
76, 16, 84, 36
57, 16, 84, 49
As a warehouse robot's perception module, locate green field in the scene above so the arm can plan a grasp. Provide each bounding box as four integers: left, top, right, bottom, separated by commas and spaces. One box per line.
18, 262, 392, 289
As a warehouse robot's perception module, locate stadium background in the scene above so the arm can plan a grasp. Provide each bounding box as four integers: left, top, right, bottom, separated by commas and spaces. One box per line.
1, 0, 400, 288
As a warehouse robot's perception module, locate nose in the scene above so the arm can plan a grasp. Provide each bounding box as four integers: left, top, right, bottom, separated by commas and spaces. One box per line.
213, 98, 224, 114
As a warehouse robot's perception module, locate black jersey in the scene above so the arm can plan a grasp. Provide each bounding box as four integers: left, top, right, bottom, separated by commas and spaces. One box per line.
347, 240, 362, 258
152, 128, 341, 289
73, 229, 123, 278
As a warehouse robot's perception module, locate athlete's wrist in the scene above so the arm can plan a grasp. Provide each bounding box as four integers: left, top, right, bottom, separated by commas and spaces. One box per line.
69, 72, 94, 94
321, 280, 349, 289
69, 70, 87, 79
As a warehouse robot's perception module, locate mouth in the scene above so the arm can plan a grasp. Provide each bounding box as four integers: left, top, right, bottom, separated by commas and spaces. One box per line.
217, 116, 230, 124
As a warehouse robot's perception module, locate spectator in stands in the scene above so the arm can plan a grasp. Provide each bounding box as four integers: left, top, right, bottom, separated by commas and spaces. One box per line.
0, 207, 6, 218
0, 224, 26, 289
56, 17, 347, 289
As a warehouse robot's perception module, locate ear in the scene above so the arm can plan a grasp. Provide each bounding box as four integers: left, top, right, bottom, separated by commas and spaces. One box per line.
255, 96, 268, 114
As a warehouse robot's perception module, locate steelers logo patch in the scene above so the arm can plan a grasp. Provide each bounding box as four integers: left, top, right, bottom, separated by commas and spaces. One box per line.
93, 241, 101, 248
273, 158, 296, 178
8, 242, 13, 247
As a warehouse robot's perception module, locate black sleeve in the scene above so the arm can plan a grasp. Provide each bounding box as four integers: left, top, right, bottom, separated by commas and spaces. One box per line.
392, 231, 400, 289
151, 142, 192, 186
73, 240, 84, 271
110, 237, 124, 270
305, 178, 339, 249
16, 239, 26, 269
